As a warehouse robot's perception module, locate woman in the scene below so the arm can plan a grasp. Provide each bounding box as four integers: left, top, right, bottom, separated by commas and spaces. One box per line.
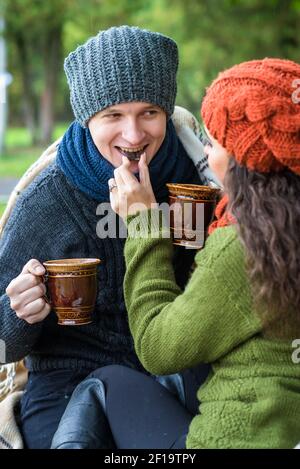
53, 58, 300, 449
1, 26, 212, 448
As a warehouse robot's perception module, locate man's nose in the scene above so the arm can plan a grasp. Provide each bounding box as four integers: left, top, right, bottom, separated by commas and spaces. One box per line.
122, 119, 145, 144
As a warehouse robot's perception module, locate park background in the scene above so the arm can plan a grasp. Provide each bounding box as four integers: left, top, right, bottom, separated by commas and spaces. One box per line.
0, 0, 300, 216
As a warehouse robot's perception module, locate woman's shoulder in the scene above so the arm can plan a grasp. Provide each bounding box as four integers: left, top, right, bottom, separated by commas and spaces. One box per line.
203, 224, 241, 254
194, 226, 253, 310
195, 225, 245, 270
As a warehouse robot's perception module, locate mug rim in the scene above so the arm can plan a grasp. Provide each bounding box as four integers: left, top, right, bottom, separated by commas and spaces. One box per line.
166, 183, 220, 200
43, 258, 101, 269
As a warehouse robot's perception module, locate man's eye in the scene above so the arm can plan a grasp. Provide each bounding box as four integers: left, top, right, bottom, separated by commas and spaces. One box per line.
105, 113, 121, 119
145, 110, 158, 116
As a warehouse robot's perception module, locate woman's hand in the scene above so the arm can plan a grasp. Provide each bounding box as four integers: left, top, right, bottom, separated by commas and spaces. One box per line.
109, 153, 157, 219
6, 259, 51, 324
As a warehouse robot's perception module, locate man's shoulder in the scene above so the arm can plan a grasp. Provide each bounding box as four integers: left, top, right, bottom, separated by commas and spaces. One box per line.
3, 162, 71, 233
19, 161, 66, 206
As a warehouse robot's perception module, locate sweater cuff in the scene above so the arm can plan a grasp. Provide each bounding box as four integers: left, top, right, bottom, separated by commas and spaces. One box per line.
125, 208, 171, 240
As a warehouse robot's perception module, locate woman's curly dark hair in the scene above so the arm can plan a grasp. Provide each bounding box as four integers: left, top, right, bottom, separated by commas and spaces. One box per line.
224, 158, 300, 319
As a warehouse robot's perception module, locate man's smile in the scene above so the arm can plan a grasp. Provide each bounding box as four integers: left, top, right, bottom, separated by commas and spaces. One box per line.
115, 144, 149, 160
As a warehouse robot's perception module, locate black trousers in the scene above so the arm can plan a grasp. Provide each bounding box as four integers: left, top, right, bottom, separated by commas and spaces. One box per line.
89, 365, 193, 449
20, 364, 210, 449
51, 364, 210, 449
20, 369, 91, 449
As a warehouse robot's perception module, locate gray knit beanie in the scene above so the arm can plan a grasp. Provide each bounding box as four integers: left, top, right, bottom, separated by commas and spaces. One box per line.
64, 25, 178, 127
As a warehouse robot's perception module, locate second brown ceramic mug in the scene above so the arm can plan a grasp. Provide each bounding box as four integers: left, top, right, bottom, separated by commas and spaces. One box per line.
167, 183, 220, 249
43, 258, 101, 326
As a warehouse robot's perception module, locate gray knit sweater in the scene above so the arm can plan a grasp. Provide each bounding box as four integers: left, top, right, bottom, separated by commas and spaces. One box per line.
0, 162, 195, 372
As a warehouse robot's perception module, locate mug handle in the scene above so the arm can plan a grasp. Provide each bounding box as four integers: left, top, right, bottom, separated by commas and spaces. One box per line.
42, 271, 51, 305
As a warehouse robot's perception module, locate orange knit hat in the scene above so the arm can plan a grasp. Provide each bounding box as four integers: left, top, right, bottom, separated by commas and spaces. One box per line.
201, 58, 300, 174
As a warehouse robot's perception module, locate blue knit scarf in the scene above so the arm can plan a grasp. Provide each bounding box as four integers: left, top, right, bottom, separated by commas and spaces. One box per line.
56, 120, 198, 203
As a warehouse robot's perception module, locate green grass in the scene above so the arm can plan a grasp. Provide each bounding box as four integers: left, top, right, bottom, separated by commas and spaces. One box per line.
0, 146, 45, 177
0, 202, 6, 217
0, 123, 68, 178
4, 123, 68, 148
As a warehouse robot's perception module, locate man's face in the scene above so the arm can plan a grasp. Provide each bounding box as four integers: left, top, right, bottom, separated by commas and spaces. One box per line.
88, 102, 167, 173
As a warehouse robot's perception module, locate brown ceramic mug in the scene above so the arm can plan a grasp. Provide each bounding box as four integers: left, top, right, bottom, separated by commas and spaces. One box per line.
42, 258, 101, 326
166, 183, 220, 249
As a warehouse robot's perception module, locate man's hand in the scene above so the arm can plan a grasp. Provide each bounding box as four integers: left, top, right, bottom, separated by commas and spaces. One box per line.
6, 259, 51, 324
109, 154, 157, 219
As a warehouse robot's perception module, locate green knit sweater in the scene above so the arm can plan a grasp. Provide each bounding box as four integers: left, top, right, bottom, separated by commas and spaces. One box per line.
124, 210, 300, 449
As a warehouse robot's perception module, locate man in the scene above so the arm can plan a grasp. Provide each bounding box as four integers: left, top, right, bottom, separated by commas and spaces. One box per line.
1, 26, 212, 448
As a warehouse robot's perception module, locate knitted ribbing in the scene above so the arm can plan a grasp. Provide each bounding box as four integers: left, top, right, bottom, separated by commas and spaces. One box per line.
64, 26, 178, 126
201, 58, 300, 174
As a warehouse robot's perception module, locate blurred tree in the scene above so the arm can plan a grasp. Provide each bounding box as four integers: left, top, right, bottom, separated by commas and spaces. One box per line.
3, 0, 70, 144
3, 0, 146, 144
170, 0, 300, 111
3, 0, 300, 142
